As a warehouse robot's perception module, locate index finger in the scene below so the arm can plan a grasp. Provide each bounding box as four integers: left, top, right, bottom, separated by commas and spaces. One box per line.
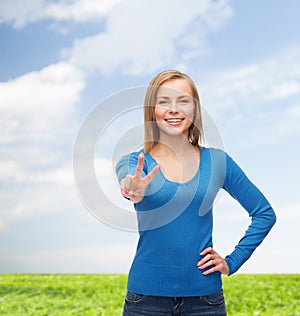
200, 247, 213, 256
133, 153, 145, 180
143, 164, 160, 185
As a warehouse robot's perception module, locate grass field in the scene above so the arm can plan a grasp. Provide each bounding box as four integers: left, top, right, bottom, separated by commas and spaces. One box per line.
0, 274, 299, 315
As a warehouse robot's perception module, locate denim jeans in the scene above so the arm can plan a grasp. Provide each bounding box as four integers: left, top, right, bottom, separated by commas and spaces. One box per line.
122, 290, 226, 316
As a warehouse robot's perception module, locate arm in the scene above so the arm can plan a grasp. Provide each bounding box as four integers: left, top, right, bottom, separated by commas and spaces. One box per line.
222, 154, 277, 275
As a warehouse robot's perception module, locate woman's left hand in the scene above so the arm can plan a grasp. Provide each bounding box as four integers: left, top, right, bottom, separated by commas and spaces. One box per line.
197, 247, 230, 276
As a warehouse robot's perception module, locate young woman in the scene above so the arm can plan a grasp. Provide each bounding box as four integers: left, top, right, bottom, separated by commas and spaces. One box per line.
116, 70, 276, 316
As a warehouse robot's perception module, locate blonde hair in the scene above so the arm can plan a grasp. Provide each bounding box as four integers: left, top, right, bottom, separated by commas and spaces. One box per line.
144, 70, 203, 153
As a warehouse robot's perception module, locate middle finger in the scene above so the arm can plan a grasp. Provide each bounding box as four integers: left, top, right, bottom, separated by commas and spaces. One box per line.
198, 253, 213, 266
198, 259, 215, 269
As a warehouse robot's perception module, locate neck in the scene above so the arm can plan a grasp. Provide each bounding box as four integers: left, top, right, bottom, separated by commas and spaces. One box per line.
154, 132, 193, 157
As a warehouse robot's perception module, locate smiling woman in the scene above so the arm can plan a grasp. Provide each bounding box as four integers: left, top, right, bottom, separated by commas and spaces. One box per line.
115, 70, 276, 316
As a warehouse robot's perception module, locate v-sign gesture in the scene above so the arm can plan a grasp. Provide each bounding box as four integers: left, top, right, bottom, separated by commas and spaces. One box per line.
120, 153, 160, 203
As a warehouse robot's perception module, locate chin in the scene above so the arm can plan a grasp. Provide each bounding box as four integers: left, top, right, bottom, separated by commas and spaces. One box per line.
160, 128, 189, 138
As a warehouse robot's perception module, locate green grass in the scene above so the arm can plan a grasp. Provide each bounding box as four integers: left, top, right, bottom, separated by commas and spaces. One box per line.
222, 274, 300, 316
0, 274, 299, 315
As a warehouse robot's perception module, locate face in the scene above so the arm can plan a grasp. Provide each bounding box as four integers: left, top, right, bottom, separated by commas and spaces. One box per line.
154, 79, 195, 139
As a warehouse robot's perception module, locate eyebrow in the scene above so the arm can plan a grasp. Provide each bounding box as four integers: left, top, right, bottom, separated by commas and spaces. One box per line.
178, 95, 190, 99
156, 95, 190, 99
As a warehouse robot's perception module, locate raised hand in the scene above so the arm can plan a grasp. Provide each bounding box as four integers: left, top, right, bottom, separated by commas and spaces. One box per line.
120, 153, 160, 203
197, 247, 230, 276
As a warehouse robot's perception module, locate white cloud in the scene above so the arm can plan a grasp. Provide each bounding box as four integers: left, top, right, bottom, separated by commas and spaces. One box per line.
68, 0, 233, 75
0, 0, 44, 28
43, 0, 124, 23
0, 61, 84, 143
0, 0, 124, 28
0, 0, 234, 76
0, 162, 81, 229
0, 160, 74, 187
0, 61, 85, 229
197, 46, 300, 146
200, 47, 300, 116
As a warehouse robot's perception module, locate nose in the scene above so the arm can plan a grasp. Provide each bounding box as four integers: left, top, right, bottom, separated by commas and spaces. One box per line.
169, 100, 179, 112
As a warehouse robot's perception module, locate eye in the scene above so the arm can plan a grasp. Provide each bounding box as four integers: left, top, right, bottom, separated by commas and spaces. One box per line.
157, 100, 169, 106
179, 99, 189, 104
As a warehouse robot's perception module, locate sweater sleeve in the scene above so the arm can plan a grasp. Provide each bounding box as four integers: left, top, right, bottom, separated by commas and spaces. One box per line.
222, 153, 276, 275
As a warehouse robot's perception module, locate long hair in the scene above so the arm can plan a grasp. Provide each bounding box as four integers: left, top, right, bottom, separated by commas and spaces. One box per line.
143, 70, 203, 153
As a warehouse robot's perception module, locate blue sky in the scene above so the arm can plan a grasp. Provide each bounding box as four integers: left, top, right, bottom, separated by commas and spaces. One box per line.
0, 0, 299, 274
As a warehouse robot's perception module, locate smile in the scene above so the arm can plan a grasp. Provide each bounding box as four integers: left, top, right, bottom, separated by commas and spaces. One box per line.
165, 118, 184, 124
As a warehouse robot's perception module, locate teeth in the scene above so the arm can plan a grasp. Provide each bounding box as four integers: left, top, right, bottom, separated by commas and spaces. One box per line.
166, 119, 183, 123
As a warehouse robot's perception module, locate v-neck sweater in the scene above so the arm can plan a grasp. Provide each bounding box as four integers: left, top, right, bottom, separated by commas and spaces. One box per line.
116, 147, 276, 296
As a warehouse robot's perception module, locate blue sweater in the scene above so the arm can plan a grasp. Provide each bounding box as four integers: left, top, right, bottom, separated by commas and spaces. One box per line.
116, 147, 276, 297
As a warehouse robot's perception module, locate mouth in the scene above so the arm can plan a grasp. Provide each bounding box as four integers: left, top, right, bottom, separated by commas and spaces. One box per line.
165, 118, 184, 125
